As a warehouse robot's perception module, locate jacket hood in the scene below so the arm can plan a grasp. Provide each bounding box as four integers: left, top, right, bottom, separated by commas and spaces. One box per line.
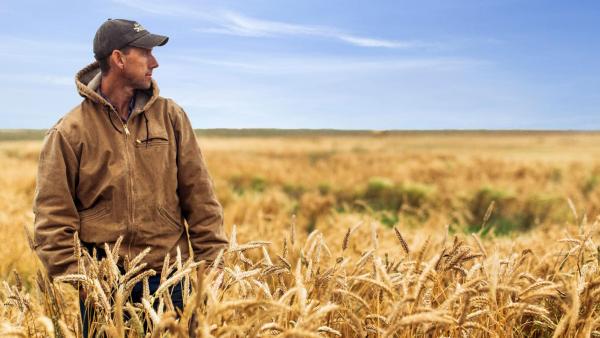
74, 61, 160, 116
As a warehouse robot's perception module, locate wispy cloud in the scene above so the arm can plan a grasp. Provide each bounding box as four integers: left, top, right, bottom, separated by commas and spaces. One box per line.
111, 0, 213, 19
198, 11, 323, 37
167, 54, 482, 75
0, 73, 73, 86
337, 35, 425, 49
197, 11, 433, 49
112, 0, 433, 49
0, 36, 88, 53
0, 36, 89, 64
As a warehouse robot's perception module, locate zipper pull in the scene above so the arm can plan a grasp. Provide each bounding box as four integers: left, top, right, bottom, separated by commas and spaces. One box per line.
136, 139, 142, 144
123, 124, 130, 136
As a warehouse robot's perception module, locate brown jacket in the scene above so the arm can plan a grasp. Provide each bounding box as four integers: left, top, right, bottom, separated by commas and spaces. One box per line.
33, 62, 228, 279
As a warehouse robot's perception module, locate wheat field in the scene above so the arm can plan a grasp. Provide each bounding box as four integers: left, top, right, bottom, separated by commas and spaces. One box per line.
2, 131, 600, 337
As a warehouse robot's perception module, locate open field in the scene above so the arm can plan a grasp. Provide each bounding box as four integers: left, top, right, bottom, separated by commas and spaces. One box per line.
3, 131, 600, 337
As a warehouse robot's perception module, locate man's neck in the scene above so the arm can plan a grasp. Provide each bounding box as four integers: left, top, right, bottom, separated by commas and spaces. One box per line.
99, 75, 135, 121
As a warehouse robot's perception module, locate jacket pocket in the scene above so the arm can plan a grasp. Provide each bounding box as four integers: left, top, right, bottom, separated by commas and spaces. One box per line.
78, 203, 109, 221
135, 136, 169, 148
78, 204, 120, 243
158, 205, 182, 231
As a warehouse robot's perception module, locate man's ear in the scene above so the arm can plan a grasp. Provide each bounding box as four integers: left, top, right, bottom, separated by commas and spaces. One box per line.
111, 50, 125, 70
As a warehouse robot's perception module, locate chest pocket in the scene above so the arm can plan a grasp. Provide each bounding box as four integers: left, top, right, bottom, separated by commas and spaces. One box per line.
135, 118, 170, 148
135, 135, 169, 147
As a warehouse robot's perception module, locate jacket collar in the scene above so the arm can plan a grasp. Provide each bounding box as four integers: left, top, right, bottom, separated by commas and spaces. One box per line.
74, 61, 160, 118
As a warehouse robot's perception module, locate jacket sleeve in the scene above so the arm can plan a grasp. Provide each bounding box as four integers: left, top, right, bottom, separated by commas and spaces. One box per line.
33, 128, 80, 279
173, 105, 229, 265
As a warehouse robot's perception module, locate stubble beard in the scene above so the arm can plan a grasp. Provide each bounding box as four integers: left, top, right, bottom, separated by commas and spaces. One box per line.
124, 71, 152, 90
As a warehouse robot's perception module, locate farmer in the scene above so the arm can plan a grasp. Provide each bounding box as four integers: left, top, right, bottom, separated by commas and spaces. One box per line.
32, 19, 228, 335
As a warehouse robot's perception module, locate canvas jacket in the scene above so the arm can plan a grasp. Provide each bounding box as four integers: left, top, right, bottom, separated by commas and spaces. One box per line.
33, 62, 228, 279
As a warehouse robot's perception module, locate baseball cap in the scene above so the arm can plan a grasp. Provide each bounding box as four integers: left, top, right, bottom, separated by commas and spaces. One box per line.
93, 19, 169, 60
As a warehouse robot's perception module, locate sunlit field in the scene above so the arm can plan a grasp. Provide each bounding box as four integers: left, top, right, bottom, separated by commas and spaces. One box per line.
3, 131, 600, 337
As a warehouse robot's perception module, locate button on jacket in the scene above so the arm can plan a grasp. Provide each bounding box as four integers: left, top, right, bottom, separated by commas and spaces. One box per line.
33, 62, 228, 278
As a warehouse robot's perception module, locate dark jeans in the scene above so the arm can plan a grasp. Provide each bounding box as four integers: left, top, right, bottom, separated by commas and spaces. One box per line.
80, 274, 183, 337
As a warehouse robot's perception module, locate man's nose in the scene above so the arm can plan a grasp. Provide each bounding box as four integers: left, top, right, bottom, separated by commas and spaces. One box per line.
149, 54, 159, 69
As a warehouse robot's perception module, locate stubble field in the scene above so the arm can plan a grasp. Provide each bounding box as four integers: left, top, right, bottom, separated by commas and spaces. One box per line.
2, 131, 600, 337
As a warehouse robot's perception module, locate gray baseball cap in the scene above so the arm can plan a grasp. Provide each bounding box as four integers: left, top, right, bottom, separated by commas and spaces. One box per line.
93, 19, 169, 60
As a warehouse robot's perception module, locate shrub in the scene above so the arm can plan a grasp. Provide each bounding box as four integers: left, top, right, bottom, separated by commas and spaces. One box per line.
229, 175, 269, 194
363, 177, 402, 211
282, 183, 306, 199
582, 175, 600, 196
468, 188, 568, 235
361, 178, 434, 214
399, 183, 435, 209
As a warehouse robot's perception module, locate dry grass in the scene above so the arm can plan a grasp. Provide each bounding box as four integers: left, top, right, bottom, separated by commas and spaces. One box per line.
2, 132, 600, 337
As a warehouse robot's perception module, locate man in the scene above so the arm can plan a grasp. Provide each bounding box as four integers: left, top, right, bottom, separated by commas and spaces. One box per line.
33, 19, 228, 334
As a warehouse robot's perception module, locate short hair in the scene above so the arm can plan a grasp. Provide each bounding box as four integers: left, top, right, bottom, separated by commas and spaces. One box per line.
98, 46, 132, 75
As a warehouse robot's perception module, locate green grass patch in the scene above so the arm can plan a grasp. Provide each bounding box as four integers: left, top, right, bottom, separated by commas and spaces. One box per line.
362, 177, 434, 211
229, 175, 269, 194
468, 187, 569, 235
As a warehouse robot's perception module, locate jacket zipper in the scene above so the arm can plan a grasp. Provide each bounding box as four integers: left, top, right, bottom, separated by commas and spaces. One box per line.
105, 105, 138, 254
122, 123, 135, 238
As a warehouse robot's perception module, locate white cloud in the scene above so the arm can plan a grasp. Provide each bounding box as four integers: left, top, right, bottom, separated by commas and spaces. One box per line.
0, 73, 73, 86
111, 0, 432, 49
168, 54, 482, 75
337, 35, 425, 49
0, 36, 88, 52
0, 36, 89, 64
110, 0, 213, 19
202, 11, 436, 49
40, 75, 73, 86
208, 11, 327, 37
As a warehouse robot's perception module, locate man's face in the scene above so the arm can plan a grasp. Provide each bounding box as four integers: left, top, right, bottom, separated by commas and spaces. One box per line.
119, 47, 159, 89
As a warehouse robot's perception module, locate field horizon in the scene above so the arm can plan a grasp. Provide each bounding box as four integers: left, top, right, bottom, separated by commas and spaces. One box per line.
2, 128, 600, 141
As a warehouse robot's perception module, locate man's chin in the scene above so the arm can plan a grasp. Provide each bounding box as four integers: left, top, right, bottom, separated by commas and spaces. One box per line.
135, 80, 153, 90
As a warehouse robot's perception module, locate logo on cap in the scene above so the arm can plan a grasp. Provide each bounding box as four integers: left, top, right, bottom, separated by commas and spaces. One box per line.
133, 23, 146, 32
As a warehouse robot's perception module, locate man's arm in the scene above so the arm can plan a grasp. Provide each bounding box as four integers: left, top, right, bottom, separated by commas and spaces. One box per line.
173, 104, 229, 266
33, 128, 80, 279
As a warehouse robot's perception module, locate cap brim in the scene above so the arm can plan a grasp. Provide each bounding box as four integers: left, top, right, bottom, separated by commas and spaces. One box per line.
129, 33, 169, 49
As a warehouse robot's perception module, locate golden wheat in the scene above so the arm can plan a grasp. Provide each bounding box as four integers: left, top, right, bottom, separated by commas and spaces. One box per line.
3, 133, 600, 337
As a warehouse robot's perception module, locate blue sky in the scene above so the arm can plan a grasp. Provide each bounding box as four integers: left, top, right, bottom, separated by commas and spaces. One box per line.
0, 0, 599, 129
